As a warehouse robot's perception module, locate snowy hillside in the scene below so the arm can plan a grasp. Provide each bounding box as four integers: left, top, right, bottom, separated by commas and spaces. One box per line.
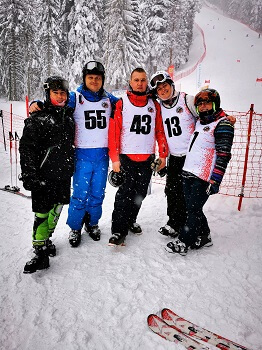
0, 5, 261, 350
180, 5, 262, 112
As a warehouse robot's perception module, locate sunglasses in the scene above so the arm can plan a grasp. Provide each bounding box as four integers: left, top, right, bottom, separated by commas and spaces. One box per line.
85, 61, 105, 73
150, 73, 166, 89
196, 99, 212, 107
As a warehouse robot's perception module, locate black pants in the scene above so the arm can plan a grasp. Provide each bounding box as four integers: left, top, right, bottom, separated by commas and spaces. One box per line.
165, 155, 187, 232
31, 178, 71, 213
111, 154, 154, 235
179, 173, 210, 247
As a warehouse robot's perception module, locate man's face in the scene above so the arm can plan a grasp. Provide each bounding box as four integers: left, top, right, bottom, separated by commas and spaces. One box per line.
156, 82, 173, 101
50, 89, 67, 106
129, 72, 148, 93
85, 74, 103, 92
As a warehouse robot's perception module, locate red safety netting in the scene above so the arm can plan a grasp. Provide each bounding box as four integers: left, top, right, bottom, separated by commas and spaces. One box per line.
0, 109, 25, 150
152, 105, 262, 209
218, 108, 262, 198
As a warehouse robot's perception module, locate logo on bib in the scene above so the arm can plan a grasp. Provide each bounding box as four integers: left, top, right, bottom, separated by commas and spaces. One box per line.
203, 126, 210, 131
176, 107, 183, 113
148, 107, 154, 113
102, 102, 109, 108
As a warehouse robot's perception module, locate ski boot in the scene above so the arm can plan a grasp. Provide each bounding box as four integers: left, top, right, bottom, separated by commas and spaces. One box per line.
68, 229, 81, 247
129, 223, 142, 235
46, 239, 56, 256
23, 246, 50, 274
158, 224, 178, 238
33, 239, 56, 257
84, 224, 101, 241
108, 233, 126, 246
165, 238, 188, 256
191, 234, 213, 249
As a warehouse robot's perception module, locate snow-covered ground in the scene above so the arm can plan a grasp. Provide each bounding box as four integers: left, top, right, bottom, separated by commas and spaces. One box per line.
0, 5, 261, 350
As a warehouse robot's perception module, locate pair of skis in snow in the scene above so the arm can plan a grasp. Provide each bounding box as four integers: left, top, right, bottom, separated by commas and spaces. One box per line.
147, 308, 252, 350
0, 128, 30, 199
0, 185, 31, 199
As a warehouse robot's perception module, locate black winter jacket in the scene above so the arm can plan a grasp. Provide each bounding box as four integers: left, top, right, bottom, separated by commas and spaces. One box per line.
19, 102, 75, 184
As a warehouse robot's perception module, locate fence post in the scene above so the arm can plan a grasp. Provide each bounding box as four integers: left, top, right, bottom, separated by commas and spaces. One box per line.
238, 104, 254, 211
9, 104, 14, 187
25, 95, 29, 117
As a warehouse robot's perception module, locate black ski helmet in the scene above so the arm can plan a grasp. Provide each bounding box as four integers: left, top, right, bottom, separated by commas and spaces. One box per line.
108, 170, 125, 187
43, 76, 69, 103
194, 88, 220, 114
82, 61, 105, 88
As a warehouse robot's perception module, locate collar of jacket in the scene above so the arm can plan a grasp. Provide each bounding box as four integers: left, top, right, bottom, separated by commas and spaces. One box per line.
44, 101, 68, 112
199, 108, 226, 125
126, 90, 150, 107
77, 84, 106, 102
162, 90, 179, 108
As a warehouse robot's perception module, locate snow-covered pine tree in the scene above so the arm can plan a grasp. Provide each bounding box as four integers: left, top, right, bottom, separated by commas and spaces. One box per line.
0, 0, 29, 100
139, 0, 151, 76
36, 0, 64, 83
142, 0, 201, 75
23, 0, 44, 100
59, 0, 74, 62
143, 0, 172, 75
249, 0, 262, 31
103, 0, 144, 90
124, 0, 144, 78
171, 0, 201, 70
65, 0, 104, 90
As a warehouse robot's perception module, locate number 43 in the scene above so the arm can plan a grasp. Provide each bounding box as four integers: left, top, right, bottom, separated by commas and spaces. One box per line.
130, 114, 152, 135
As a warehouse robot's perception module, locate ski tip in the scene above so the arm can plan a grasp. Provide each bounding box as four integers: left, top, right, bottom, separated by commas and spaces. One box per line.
161, 308, 169, 319
147, 314, 163, 326
147, 314, 161, 331
147, 314, 156, 321
161, 308, 174, 319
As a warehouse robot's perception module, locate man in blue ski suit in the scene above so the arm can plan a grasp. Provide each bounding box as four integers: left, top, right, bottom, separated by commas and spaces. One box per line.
29, 61, 118, 247
67, 61, 118, 247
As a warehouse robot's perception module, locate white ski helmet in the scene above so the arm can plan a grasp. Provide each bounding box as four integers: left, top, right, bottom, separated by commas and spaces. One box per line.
149, 71, 174, 90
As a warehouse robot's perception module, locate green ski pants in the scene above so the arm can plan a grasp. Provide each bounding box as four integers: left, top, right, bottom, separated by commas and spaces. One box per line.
32, 204, 63, 246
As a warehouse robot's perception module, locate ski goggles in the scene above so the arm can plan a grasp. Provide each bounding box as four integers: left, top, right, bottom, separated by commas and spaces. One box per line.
150, 73, 166, 89
195, 99, 212, 107
44, 79, 69, 91
84, 61, 105, 74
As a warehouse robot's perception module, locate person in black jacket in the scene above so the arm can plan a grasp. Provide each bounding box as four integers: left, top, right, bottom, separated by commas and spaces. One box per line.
19, 76, 75, 273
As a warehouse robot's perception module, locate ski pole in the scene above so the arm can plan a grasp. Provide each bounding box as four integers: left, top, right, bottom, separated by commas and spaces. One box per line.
9, 131, 14, 187
15, 132, 19, 187
0, 110, 7, 151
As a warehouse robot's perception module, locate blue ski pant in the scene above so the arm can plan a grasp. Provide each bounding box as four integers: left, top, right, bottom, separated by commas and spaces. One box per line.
67, 149, 109, 230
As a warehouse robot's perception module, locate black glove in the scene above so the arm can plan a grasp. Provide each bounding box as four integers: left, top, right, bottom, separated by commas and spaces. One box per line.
151, 158, 162, 175
206, 180, 220, 195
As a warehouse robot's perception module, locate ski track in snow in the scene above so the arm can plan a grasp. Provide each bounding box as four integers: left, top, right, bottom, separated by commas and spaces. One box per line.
1, 5, 262, 350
